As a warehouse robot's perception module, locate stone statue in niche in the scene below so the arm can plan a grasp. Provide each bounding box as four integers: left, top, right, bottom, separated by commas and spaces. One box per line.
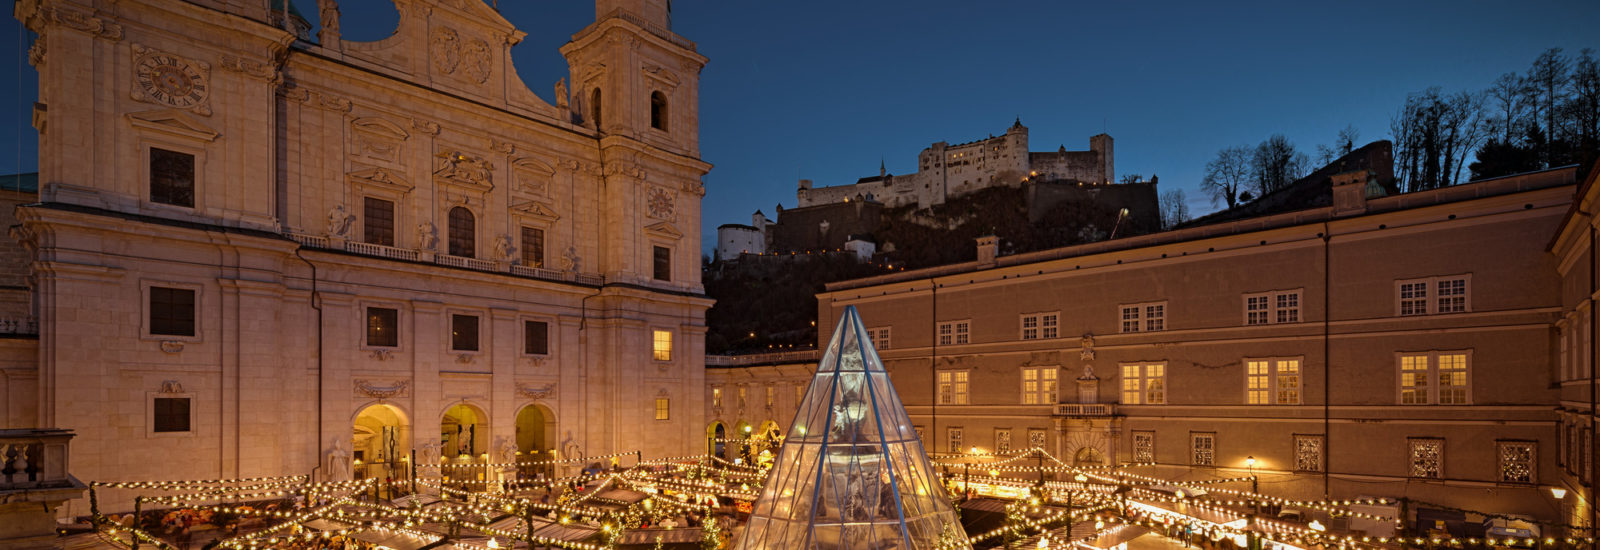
417, 222, 438, 251
497, 436, 517, 465
493, 234, 516, 262
561, 246, 580, 272
327, 204, 354, 237
554, 77, 568, 109
327, 437, 351, 480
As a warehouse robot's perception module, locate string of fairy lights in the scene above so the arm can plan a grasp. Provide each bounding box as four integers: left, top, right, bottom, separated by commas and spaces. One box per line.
82, 445, 1591, 550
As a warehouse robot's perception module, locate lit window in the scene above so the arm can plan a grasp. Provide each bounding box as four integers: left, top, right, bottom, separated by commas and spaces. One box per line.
1121, 363, 1166, 405
654, 397, 669, 421
1244, 290, 1301, 325
1029, 429, 1046, 449
1245, 358, 1301, 405
765, 386, 775, 408
938, 370, 969, 404
995, 429, 1012, 453
1409, 438, 1443, 478
1020, 312, 1059, 340
711, 387, 722, 409
1121, 302, 1166, 333
652, 329, 672, 361
366, 307, 399, 348
1133, 431, 1155, 463
1497, 440, 1534, 483
1191, 432, 1215, 466
948, 427, 964, 453
1396, 276, 1471, 316
937, 320, 970, 346
1398, 351, 1470, 405
737, 386, 747, 409
1020, 367, 1058, 405
1295, 434, 1323, 472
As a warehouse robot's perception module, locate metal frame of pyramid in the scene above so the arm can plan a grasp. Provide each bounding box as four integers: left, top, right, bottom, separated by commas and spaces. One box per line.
734, 306, 971, 549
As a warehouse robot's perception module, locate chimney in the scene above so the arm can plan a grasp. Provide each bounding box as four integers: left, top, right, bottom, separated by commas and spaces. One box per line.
798, 179, 812, 190
976, 235, 999, 266
1331, 170, 1370, 217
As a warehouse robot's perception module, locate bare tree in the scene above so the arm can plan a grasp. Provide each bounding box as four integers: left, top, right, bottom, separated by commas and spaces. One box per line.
1119, 173, 1144, 184
1250, 134, 1308, 197
1487, 72, 1532, 144
1526, 48, 1571, 166
1201, 145, 1252, 209
1316, 125, 1362, 165
1159, 189, 1190, 230
1566, 48, 1600, 160
1392, 87, 1489, 191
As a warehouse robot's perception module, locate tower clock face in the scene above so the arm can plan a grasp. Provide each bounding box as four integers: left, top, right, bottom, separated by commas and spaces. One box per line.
136, 54, 208, 108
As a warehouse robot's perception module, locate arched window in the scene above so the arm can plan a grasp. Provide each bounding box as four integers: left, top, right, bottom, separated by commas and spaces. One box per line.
448, 206, 475, 258
590, 88, 603, 129
650, 91, 668, 131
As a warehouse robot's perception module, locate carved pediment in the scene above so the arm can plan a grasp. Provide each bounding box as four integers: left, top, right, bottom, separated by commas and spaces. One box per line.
641, 64, 680, 90
125, 109, 219, 142
511, 157, 555, 195
352, 117, 410, 141
643, 221, 682, 240
434, 150, 494, 192
510, 200, 561, 223
348, 167, 413, 193
579, 63, 607, 86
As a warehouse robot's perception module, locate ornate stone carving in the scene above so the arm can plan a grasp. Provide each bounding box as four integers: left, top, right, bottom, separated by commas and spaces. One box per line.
159, 380, 185, 394
417, 222, 438, 251
561, 246, 580, 272
490, 139, 514, 155
27, 38, 45, 68
317, 0, 341, 44
412, 119, 440, 135
434, 150, 494, 188
680, 179, 706, 197
220, 54, 277, 83
640, 64, 679, 90
1080, 333, 1096, 361
39, 5, 123, 40
430, 26, 491, 84
351, 118, 409, 164
517, 383, 556, 400
455, 353, 475, 364
327, 204, 355, 237
369, 349, 393, 361
492, 234, 516, 262
159, 341, 185, 354
319, 94, 352, 113
554, 77, 568, 109
354, 379, 410, 399
646, 187, 675, 219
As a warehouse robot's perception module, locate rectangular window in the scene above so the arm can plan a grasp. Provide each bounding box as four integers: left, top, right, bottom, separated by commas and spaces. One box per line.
366, 307, 399, 347
1497, 440, 1534, 483
995, 429, 1012, 453
1409, 437, 1444, 478
1121, 302, 1167, 333
1398, 351, 1471, 405
1245, 358, 1302, 405
1020, 367, 1058, 405
938, 370, 969, 405
150, 147, 195, 208
521, 226, 545, 268
1120, 363, 1166, 405
149, 286, 197, 337
712, 387, 723, 409
1029, 429, 1046, 449
652, 329, 672, 361
1133, 431, 1155, 463
795, 384, 805, 405
1244, 290, 1301, 325
1191, 432, 1215, 466
523, 320, 549, 355
948, 427, 964, 453
737, 386, 747, 409
765, 386, 775, 408
937, 320, 970, 346
654, 397, 670, 420
1295, 434, 1324, 472
153, 397, 191, 433
363, 197, 395, 246
653, 246, 671, 281
450, 314, 479, 351
1397, 276, 1471, 316
1020, 312, 1060, 340
867, 327, 891, 350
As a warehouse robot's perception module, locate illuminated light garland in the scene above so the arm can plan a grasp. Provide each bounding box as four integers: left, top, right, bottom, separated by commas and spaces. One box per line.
92, 475, 310, 490
420, 450, 640, 469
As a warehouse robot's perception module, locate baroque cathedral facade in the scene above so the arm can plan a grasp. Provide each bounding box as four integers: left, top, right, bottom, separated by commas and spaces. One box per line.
10, 0, 709, 514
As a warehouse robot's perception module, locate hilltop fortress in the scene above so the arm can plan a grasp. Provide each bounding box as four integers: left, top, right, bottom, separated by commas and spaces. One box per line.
797, 120, 1113, 209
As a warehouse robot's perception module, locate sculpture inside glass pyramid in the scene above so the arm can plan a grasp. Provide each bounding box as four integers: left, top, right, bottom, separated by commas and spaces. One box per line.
734, 306, 971, 549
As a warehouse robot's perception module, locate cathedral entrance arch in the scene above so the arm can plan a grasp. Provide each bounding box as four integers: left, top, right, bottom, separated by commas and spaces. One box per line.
515, 403, 557, 477
441, 403, 488, 458
707, 422, 726, 458
1073, 446, 1106, 467
352, 403, 410, 483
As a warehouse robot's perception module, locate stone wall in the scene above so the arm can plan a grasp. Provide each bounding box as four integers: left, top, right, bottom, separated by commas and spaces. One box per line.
767, 200, 883, 254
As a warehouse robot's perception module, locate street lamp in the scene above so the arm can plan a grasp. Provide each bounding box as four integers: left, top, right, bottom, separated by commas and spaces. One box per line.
1551, 487, 1569, 500
1246, 456, 1260, 550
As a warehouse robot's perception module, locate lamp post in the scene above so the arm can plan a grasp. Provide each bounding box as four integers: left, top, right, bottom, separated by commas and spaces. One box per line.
1246, 456, 1259, 550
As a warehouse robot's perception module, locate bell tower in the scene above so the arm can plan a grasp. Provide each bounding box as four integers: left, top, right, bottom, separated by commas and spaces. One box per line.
560, 0, 709, 285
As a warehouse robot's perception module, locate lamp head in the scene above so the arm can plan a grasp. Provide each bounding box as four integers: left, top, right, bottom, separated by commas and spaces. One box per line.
1246, 456, 1256, 468
1551, 487, 1569, 499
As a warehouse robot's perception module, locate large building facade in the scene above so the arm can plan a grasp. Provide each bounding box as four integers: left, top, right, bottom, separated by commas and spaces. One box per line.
9, 0, 710, 515
788, 166, 1578, 525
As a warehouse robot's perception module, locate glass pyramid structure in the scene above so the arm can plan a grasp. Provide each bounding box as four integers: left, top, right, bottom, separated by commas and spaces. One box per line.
734, 306, 970, 549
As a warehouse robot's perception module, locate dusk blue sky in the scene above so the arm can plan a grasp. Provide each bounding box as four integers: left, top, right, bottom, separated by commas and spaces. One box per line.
3, 1, 1598, 256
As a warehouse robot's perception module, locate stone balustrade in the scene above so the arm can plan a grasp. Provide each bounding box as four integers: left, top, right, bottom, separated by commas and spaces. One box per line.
1053, 403, 1115, 417
0, 429, 75, 491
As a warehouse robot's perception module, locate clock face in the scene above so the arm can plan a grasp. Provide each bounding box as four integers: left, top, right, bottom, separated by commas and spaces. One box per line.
136, 53, 208, 108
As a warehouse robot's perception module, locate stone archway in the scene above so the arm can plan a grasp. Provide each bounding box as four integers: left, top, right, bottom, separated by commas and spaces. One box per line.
441, 402, 488, 458
515, 403, 557, 477
352, 403, 410, 482
707, 422, 726, 458
1073, 446, 1106, 467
